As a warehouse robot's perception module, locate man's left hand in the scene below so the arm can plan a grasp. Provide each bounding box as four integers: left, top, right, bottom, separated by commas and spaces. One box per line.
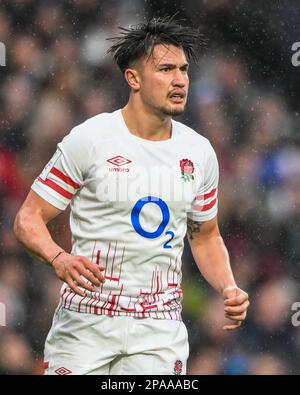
222, 286, 250, 331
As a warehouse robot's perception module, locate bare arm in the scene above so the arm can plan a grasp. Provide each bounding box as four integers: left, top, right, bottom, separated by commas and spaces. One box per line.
14, 190, 105, 296
187, 216, 249, 330
14, 190, 64, 264
187, 216, 236, 294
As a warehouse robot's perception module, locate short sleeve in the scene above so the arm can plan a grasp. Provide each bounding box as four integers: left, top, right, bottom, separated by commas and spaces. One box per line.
31, 126, 88, 210
187, 143, 219, 222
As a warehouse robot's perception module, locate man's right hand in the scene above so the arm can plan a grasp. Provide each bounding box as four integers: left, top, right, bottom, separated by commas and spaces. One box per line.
14, 191, 105, 297
51, 252, 105, 296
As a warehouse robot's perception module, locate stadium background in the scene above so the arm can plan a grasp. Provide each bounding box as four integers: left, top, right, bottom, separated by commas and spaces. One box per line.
0, 0, 300, 375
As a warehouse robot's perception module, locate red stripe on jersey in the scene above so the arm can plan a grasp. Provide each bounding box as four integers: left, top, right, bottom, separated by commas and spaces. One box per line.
96, 250, 101, 265
203, 187, 217, 200
78, 294, 87, 312
38, 177, 73, 199
195, 187, 217, 201
115, 285, 123, 312
107, 295, 117, 315
110, 241, 117, 278
105, 275, 119, 282
68, 291, 77, 310
63, 289, 73, 308
143, 304, 158, 311
50, 167, 81, 189
193, 197, 217, 212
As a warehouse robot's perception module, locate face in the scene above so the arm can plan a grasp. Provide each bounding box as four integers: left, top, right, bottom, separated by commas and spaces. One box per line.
135, 44, 189, 117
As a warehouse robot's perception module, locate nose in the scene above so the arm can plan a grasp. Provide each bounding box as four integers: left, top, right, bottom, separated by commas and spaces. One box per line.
171, 69, 186, 88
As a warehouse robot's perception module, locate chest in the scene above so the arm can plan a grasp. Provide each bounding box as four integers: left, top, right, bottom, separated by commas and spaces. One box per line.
84, 140, 205, 214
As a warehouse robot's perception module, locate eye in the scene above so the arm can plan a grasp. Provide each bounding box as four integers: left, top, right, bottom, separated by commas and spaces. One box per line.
161, 67, 171, 72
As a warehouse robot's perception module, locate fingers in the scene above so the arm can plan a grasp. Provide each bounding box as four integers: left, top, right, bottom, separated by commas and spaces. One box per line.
68, 256, 105, 294
225, 312, 246, 321
68, 256, 105, 288
68, 277, 85, 297
79, 257, 105, 283
224, 292, 249, 306
222, 287, 250, 331
72, 273, 97, 293
81, 268, 101, 287
223, 321, 242, 331
223, 313, 243, 331
53, 253, 106, 295
224, 300, 250, 315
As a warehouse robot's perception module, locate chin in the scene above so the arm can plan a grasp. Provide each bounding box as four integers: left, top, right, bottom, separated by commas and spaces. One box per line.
161, 105, 185, 116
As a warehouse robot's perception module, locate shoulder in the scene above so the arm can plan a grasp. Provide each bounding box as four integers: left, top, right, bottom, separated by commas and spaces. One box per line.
58, 110, 121, 165
66, 110, 120, 144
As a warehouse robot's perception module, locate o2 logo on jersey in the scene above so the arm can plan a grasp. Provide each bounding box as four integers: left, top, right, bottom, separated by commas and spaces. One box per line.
131, 196, 174, 248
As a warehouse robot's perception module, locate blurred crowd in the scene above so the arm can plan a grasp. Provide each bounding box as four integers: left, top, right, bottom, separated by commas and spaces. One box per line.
0, 0, 300, 375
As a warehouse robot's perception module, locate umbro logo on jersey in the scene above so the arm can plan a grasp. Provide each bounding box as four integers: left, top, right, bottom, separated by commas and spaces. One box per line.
107, 155, 132, 172
107, 155, 132, 167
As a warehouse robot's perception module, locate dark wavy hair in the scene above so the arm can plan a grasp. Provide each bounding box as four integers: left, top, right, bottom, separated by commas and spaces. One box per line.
107, 15, 205, 72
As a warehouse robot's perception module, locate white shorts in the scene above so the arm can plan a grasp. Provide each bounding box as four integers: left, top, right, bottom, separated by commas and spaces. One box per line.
44, 306, 189, 375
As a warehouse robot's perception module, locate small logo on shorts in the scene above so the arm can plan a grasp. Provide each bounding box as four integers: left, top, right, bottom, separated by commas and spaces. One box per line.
173, 359, 183, 375
55, 367, 72, 375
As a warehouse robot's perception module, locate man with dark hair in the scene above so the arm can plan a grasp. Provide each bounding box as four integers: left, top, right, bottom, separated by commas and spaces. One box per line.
14, 17, 249, 375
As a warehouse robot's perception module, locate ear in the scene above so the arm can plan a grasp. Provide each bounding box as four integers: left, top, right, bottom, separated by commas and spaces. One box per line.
124, 68, 140, 91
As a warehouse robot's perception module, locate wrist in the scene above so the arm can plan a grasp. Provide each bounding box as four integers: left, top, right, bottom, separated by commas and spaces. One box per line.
50, 250, 65, 266
222, 283, 237, 295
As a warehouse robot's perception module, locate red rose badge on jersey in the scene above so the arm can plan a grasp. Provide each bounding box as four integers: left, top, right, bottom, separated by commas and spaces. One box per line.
180, 159, 194, 182
173, 360, 183, 375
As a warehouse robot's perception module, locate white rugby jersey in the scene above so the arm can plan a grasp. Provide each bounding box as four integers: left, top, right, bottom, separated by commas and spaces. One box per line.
31, 109, 219, 321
